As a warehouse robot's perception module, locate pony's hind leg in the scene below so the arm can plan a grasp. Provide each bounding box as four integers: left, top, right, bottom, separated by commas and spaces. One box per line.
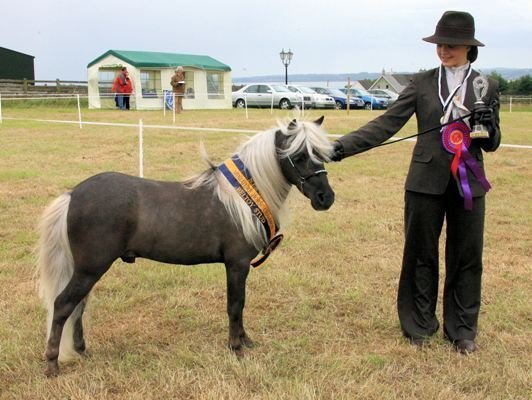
72, 297, 88, 355
45, 271, 102, 377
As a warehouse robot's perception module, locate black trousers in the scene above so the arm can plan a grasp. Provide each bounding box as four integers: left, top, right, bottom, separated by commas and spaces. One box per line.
398, 179, 485, 342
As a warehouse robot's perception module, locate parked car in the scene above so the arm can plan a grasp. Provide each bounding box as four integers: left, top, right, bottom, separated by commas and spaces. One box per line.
368, 88, 399, 104
232, 83, 303, 109
286, 85, 335, 109
340, 88, 389, 110
308, 87, 365, 110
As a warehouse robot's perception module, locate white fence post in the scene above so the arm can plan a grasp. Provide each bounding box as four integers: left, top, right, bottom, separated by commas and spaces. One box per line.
173, 93, 176, 124
77, 94, 82, 129
346, 78, 351, 115
270, 92, 274, 114
139, 119, 144, 178
509, 96, 513, 113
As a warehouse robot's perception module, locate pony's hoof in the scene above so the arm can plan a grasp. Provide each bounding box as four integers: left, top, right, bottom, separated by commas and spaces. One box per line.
76, 348, 91, 358
44, 364, 59, 378
234, 347, 245, 359
228, 342, 245, 358
242, 335, 254, 348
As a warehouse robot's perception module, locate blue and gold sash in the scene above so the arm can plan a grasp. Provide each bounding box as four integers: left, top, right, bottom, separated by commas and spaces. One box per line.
219, 156, 283, 268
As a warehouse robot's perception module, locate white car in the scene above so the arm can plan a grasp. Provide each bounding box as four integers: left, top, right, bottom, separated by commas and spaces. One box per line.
286, 85, 336, 109
232, 83, 303, 109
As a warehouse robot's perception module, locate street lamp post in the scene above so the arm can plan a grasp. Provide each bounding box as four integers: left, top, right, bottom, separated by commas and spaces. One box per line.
279, 48, 293, 85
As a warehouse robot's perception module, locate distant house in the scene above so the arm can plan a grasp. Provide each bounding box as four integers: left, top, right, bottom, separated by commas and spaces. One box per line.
0, 47, 35, 80
346, 80, 367, 90
87, 50, 232, 110
355, 80, 374, 90
370, 71, 413, 94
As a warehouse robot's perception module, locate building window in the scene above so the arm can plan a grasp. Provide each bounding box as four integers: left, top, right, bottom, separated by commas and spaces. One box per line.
98, 69, 117, 99
206, 72, 224, 99
185, 71, 195, 99
140, 70, 161, 98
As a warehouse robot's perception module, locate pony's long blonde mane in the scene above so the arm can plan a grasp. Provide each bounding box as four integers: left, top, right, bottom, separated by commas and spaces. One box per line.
185, 120, 332, 250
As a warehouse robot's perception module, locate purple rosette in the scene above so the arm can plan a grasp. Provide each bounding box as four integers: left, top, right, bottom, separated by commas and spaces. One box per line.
442, 122, 491, 210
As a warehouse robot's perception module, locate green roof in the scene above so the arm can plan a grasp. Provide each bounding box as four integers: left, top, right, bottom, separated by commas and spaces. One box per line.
87, 50, 231, 71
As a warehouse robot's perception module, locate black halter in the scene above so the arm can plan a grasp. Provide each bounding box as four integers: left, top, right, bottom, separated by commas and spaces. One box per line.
287, 155, 327, 191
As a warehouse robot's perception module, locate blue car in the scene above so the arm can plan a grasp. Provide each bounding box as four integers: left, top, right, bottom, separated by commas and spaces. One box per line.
340, 88, 389, 110
309, 87, 365, 110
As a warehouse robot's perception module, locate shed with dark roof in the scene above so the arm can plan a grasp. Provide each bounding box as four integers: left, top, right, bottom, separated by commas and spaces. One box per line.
0, 47, 35, 80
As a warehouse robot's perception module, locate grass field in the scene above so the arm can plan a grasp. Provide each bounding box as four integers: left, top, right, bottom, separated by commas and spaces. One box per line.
0, 106, 530, 399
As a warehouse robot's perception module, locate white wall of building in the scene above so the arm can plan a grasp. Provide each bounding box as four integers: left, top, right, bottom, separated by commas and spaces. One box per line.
87, 55, 232, 110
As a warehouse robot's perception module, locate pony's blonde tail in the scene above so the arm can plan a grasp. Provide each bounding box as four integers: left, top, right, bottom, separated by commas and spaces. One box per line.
36, 193, 81, 361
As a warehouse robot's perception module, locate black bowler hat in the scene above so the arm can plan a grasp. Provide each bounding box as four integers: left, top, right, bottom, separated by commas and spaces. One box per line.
423, 11, 485, 47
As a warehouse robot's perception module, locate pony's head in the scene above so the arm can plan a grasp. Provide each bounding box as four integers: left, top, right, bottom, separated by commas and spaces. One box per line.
210, 116, 335, 251
275, 116, 335, 210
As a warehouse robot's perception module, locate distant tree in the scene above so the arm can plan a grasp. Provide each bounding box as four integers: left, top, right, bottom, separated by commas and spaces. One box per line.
488, 71, 509, 94
510, 75, 532, 95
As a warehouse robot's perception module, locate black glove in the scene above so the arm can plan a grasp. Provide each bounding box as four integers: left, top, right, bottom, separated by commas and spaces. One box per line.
471, 102, 496, 135
330, 141, 344, 162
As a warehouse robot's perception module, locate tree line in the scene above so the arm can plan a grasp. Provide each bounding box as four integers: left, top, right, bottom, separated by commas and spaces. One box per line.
488, 72, 532, 95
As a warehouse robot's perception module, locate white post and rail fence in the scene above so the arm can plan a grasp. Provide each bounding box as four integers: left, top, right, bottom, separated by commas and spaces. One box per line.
0, 79, 530, 113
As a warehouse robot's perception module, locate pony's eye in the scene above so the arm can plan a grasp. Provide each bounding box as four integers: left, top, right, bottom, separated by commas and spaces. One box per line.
292, 153, 307, 163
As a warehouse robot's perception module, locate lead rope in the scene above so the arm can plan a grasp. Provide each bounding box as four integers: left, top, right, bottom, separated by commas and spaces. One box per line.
356, 113, 472, 153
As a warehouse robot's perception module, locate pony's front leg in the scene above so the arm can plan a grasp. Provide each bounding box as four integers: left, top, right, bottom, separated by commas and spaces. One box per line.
225, 259, 253, 356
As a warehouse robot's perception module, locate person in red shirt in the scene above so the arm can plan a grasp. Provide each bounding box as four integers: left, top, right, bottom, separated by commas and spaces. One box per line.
112, 67, 131, 110
122, 70, 134, 110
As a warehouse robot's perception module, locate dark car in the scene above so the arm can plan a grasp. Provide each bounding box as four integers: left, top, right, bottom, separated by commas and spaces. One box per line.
309, 87, 365, 110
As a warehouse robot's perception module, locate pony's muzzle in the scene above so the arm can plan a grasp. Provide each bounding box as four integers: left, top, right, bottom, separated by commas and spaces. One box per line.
311, 188, 335, 210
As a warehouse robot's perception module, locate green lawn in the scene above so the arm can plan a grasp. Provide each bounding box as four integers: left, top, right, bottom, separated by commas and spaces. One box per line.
0, 107, 530, 399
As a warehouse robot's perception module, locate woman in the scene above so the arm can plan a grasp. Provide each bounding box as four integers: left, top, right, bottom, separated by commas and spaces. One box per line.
170, 66, 186, 113
111, 67, 129, 110
331, 11, 501, 354
122, 70, 134, 110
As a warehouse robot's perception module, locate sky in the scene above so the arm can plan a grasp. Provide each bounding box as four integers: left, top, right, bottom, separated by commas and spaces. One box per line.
2, 0, 531, 81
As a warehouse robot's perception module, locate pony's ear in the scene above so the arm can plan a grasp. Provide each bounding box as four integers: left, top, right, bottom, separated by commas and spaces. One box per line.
288, 119, 298, 130
313, 116, 325, 126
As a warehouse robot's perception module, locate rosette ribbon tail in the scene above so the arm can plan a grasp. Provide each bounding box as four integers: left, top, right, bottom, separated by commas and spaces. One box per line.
458, 159, 473, 210
461, 148, 492, 192
442, 121, 492, 211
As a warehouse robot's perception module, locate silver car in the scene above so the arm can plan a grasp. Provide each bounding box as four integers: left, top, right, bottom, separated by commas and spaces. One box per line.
286, 85, 336, 109
368, 88, 399, 104
232, 83, 303, 109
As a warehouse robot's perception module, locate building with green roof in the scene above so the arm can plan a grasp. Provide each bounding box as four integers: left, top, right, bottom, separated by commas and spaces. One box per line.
87, 50, 232, 110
